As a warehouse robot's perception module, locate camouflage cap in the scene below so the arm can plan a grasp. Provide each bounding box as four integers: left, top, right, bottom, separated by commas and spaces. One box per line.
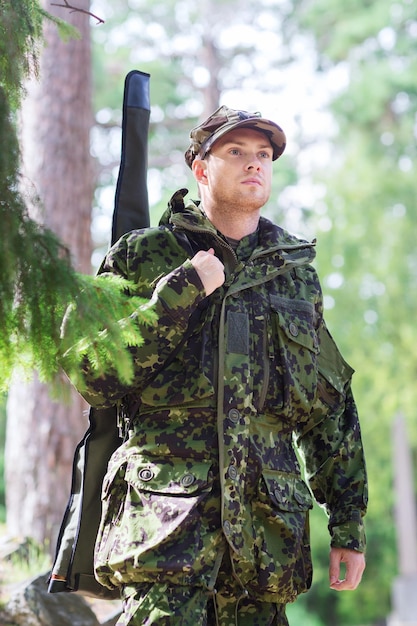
185, 105, 286, 168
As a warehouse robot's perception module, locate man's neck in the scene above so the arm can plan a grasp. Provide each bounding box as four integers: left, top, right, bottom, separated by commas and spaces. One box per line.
202, 207, 260, 240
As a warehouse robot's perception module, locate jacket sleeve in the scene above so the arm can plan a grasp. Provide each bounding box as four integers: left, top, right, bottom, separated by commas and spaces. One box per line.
63, 231, 206, 408
294, 321, 368, 553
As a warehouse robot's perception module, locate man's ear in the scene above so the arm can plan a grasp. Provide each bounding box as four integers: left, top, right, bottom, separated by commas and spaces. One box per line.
192, 158, 208, 185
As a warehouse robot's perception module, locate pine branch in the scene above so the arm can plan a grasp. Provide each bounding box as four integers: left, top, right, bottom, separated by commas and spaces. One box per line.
50, 1, 104, 25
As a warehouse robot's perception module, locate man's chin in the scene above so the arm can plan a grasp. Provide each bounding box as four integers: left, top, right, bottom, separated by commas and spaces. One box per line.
241, 188, 269, 208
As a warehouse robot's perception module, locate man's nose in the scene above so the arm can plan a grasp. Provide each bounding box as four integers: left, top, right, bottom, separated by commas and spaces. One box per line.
246, 155, 262, 170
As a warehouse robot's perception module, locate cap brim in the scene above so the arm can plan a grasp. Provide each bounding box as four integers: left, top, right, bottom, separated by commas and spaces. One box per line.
201, 118, 286, 161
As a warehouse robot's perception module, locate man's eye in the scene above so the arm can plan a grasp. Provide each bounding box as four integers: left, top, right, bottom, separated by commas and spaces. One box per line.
260, 151, 271, 159
230, 148, 240, 155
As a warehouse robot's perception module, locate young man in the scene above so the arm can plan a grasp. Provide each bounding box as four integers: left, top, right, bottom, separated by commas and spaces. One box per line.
71, 106, 367, 625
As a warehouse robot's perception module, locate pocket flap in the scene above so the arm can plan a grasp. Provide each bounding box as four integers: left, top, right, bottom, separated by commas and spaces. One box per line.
262, 469, 313, 511
270, 296, 318, 353
125, 457, 213, 495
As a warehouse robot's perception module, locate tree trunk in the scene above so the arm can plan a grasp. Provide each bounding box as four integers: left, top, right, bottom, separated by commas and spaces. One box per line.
5, 1, 94, 551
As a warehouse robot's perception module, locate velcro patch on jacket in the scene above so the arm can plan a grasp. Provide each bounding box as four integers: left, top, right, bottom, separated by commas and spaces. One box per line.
227, 311, 249, 354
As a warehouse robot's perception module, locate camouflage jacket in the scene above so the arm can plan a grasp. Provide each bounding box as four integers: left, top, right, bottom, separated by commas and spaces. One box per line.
74, 189, 367, 603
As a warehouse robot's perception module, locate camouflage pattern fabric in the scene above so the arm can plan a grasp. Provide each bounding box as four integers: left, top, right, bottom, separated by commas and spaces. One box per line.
117, 581, 289, 625
64, 189, 367, 609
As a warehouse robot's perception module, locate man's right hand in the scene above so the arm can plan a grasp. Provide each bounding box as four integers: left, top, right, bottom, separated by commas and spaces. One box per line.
191, 248, 225, 296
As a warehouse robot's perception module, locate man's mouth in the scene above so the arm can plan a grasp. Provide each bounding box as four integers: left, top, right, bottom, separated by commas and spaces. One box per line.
242, 178, 262, 186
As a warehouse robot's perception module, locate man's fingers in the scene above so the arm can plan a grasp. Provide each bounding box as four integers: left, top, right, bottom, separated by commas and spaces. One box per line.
190, 249, 225, 296
329, 548, 341, 586
329, 548, 366, 591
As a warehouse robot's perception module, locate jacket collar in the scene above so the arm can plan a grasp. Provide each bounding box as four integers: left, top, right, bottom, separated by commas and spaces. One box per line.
161, 188, 316, 267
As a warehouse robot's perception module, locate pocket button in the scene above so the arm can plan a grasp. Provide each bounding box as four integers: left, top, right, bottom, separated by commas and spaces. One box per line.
289, 322, 299, 337
228, 408, 240, 423
138, 468, 154, 482
294, 491, 306, 505
274, 488, 283, 502
180, 473, 195, 487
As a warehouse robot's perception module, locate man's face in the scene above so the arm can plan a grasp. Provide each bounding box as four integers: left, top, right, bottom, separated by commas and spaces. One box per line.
193, 127, 274, 216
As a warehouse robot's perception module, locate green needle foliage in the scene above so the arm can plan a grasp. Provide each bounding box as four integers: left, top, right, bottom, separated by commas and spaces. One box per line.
0, 1, 156, 392
59, 274, 156, 393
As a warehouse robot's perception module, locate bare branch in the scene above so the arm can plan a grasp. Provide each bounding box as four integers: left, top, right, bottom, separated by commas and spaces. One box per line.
50, 1, 105, 25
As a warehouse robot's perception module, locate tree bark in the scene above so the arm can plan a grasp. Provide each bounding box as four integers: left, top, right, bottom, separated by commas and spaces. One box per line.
5, 0, 94, 551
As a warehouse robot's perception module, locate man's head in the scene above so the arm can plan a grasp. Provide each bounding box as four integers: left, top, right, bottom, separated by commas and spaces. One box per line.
185, 105, 286, 169
190, 123, 281, 238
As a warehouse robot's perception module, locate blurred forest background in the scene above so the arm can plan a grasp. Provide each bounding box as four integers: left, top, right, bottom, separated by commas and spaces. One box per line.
1, 0, 417, 625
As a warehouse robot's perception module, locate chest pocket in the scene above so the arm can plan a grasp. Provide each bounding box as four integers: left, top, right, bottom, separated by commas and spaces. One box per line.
270, 295, 319, 416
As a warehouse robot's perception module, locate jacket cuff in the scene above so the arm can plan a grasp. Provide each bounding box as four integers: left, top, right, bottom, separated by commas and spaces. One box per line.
329, 517, 366, 553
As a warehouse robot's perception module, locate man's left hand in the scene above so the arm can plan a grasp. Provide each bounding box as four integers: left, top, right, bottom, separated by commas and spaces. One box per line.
329, 547, 366, 591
